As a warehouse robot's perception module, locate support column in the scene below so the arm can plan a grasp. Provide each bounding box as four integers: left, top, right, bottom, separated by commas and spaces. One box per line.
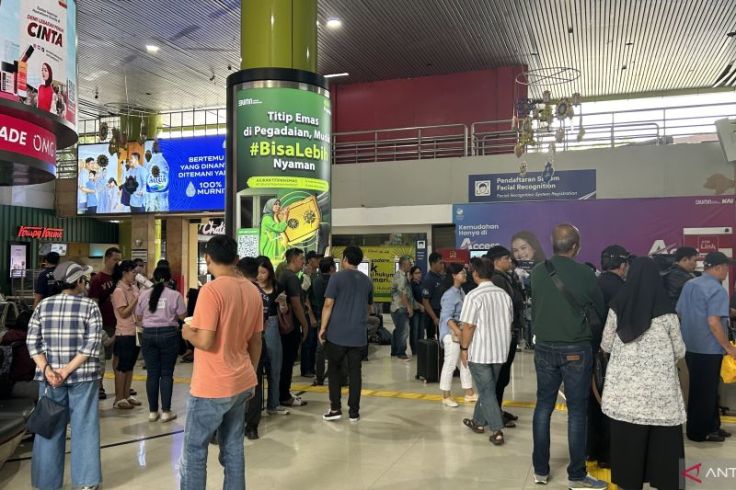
165, 217, 188, 293
241, 0, 317, 71
130, 215, 157, 270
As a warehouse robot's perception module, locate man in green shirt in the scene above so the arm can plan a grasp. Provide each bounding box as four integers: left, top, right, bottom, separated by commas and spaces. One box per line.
530, 224, 607, 489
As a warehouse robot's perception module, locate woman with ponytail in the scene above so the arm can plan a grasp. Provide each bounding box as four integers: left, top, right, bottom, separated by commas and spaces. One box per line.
135, 266, 186, 422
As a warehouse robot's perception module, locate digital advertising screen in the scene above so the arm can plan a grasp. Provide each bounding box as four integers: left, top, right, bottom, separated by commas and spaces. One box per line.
0, 0, 78, 127
76, 136, 226, 215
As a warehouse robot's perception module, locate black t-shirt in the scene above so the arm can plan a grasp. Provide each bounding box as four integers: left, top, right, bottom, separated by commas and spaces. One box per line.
310, 274, 330, 316
421, 270, 444, 311
35, 266, 60, 299
598, 271, 625, 312
264, 282, 283, 317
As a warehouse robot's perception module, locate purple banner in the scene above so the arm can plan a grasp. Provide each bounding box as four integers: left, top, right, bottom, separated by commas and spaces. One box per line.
453, 196, 736, 268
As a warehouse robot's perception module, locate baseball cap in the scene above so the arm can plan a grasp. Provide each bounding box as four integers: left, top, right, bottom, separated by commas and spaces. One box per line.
486, 245, 512, 261
53, 261, 94, 284
703, 252, 736, 269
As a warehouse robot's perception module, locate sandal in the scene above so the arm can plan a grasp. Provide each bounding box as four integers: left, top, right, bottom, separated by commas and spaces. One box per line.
463, 418, 485, 434
113, 399, 134, 410
489, 430, 505, 446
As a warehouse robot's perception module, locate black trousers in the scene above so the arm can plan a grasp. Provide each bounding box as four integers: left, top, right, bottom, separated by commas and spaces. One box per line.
587, 396, 611, 464
610, 419, 684, 490
245, 343, 266, 431
685, 352, 722, 441
424, 308, 441, 340
325, 341, 363, 417
496, 332, 518, 407
279, 326, 301, 404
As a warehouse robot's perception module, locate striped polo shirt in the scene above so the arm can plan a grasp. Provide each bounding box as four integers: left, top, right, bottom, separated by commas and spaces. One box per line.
459, 281, 513, 364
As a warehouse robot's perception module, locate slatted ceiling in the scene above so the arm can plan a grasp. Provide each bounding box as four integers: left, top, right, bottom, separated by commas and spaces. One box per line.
74, 0, 736, 114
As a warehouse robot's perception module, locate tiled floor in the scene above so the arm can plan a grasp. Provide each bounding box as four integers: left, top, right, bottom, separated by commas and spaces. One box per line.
2, 326, 735, 489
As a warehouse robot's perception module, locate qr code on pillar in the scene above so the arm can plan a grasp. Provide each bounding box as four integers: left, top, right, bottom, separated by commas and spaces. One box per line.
237, 234, 259, 258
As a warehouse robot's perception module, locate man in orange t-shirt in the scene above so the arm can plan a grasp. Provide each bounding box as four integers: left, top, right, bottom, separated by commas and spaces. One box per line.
179, 235, 263, 490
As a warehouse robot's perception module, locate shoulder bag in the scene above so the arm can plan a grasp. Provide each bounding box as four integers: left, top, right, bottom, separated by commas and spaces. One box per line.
544, 260, 607, 402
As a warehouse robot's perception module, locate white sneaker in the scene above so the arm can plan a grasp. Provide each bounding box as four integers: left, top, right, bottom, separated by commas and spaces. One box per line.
161, 411, 177, 423
148, 412, 160, 422
442, 397, 459, 408
534, 473, 549, 485
127, 396, 142, 406
464, 394, 478, 403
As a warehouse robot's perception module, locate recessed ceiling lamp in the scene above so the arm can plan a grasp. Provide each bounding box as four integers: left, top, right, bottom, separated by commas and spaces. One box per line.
146, 45, 160, 53
326, 18, 342, 29
324, 72, 349, 79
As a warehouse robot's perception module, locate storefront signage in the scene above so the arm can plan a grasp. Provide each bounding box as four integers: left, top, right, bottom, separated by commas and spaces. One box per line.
198, 219, 225, 236
230, 81, 331, 264
468, 169, 596, 202
1, 0, 78, 126
0, 113, 56, 163
17, 225, 64, 239
77, 135, 226, 215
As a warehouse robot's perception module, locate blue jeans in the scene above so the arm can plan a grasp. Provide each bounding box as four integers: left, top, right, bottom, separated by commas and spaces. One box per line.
141, 326, 179, 412
180, 388, 255, 490
468, 362, 504, 432
410, 310, 425, 355
532, 342, 592, 481
263, 316, 282, 410
32, 380, 101, 489
390, 309, 410, 356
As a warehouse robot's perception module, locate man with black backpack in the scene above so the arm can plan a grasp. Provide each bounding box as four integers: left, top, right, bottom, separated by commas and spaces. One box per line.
530, 224, 607, 489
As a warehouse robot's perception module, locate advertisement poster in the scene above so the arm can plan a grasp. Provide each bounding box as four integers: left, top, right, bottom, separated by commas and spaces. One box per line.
9, 243, 28, 278
0, 0, 77, 126
76, 136, 226, 215
233, 86, 331, 265
469, 169, 596, 202
332, 245, 416, 302
454, 196, 736, 268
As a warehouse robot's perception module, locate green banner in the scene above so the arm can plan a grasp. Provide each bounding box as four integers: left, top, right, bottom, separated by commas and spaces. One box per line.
234, 86, 331, 264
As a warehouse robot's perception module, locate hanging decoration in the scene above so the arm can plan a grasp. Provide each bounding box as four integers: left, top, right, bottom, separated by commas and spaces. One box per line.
512, 67, 584, 159
99, 122, 109, 141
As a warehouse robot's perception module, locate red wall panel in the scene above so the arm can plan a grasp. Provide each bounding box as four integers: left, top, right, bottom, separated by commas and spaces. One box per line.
332, 67, 526, 134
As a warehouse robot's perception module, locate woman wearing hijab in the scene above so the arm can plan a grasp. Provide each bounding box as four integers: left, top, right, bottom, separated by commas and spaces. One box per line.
601, 257, 686, 490
259, 198, 289, 263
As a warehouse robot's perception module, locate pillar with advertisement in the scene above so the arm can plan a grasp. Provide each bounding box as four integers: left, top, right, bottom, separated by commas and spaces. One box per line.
225, 0, 329, 265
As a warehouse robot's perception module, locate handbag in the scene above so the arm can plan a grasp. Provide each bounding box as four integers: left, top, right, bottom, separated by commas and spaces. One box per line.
277, 306, 295, 335
722, 343, 736, 384
25, 366, 69, 439
544, 261, 607, 399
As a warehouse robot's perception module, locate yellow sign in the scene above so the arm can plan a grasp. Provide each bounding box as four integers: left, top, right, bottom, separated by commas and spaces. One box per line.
331, 245, 415, 301
247, 176, 329, 192
283, 195, 321, 244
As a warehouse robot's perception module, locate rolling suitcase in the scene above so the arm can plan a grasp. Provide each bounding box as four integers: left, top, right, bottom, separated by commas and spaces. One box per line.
416, 338, 442, 383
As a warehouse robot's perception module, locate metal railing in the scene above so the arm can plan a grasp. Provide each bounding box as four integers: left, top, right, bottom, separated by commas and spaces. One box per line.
69, 101, 735, 170
331, 124, 468, 164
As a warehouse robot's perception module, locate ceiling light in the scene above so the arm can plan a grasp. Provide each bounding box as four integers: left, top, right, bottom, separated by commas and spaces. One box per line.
326, 18, 342, 29
324, 72, 349, 79
146, 45, 159, 53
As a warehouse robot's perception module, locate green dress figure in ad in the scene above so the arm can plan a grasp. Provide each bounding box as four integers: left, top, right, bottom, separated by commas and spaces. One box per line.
260, 198, 288, 263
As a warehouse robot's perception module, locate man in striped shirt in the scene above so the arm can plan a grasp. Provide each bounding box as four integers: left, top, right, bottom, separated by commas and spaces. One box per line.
459, 257, 513, 446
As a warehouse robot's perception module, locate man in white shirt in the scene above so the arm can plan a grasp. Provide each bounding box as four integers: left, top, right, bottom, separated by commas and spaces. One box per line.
459, 256, 513, 446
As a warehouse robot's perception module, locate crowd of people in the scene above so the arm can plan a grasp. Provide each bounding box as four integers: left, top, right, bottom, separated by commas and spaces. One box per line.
3, 224, 736, 489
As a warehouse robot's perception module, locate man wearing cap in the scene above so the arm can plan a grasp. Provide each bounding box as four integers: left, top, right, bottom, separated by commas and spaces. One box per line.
487, 245, 525, 427
33, 251, 61, 308
677, 251, 736, 442
664, 246, 698, 308
26, 261, 103, 489
587, 245, 630, 468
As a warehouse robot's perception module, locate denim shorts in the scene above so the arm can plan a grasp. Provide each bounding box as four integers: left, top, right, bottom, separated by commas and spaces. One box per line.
113, 335, 140, 372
